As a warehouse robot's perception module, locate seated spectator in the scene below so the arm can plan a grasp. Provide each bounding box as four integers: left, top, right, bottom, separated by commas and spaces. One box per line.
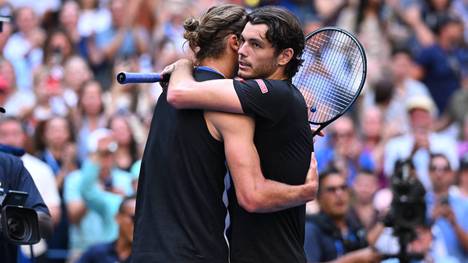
426, 153, 468, 262
316, 115, 375, 185
384, 95, 459, 191
349, 170, 379, 231
107, 113, 141, 172
74, 80, 108, 163
77, 195, 136, 263
34, 115, 78, 261
64, 128, 133, 261
304, 169, 380, 263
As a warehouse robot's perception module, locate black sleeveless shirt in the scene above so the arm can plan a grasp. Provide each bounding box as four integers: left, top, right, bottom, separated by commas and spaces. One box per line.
132, 69, 228, 263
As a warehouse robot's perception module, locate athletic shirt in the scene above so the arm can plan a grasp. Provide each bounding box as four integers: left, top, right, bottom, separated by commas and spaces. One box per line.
228, 79, 314, 263
132, 69, 229, 263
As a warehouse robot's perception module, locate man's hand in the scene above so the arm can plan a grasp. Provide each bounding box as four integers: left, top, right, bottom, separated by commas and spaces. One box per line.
162, 58, 194, 76
304, 152, 319, 201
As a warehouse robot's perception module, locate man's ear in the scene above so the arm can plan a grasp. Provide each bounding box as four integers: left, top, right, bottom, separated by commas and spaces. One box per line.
228, 34, 240, 52
277, 48, 294, 66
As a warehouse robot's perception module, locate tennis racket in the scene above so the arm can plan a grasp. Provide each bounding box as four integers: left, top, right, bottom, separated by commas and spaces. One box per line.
292, 27, 367, 136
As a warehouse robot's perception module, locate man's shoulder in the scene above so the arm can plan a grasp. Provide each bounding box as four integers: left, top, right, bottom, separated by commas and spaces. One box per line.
0, 151, 23, 173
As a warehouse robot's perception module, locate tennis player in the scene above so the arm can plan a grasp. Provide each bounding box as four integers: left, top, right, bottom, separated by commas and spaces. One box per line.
132, 5, 316, 263
167, 6, 312, 263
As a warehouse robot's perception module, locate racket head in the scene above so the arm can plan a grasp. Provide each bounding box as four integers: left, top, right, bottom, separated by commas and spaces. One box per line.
293, 27, 367, 127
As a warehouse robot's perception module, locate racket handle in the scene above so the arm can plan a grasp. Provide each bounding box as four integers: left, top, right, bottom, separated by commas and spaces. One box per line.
117, 72, 170, 84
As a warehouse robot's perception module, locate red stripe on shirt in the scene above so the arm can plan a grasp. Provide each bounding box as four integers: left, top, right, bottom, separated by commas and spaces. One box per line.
254, 79, 268, 94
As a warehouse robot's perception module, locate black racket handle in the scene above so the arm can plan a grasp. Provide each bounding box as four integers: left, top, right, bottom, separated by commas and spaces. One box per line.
117, 72, 170, 84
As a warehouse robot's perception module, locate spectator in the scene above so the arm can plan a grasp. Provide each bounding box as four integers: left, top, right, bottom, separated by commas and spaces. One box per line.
34, 116, 78, 262
373, 48, 435, 136
77, 0, 111, 38
304, 169, 380, 263
0, 58, 36, 119
64, 128, 133, 261
384, 95, 459, 191
413, 15, 465, 113
58, 1, 84, 56
107, 113, 140, 172
4, 6, 44, 92
77, 195, 136, 263
74, 80, 108, 162
359, 106, 390, 184
426, 153, 468, 262
450, 155, 468, 199
435, 75, 468, 137
349, 170, 380, 231
316, 115, 375, 185
61, 55, 93, 111
88, 0, 149, 88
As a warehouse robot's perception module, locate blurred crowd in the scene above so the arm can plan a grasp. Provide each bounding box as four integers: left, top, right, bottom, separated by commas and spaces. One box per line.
0, 0, 466, 262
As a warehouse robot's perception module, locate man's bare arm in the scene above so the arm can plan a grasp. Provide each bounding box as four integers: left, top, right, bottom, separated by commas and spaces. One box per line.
166, 59, 244, 113
207, 111, 318, 213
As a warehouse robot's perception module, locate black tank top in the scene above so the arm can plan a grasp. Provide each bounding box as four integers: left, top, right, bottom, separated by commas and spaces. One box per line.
132, 69, 228, 263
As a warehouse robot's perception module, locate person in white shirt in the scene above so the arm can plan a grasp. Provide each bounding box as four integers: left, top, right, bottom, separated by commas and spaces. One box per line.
384, 95, 459, 191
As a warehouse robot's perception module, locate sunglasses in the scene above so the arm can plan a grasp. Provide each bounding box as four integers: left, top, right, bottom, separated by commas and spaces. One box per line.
323, 184, 348, 194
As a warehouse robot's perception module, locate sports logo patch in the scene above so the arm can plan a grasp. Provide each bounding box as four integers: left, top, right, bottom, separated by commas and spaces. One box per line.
254, 79, 268, 94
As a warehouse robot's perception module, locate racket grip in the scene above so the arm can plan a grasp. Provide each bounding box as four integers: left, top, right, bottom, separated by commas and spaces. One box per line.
117, 72, 170, 84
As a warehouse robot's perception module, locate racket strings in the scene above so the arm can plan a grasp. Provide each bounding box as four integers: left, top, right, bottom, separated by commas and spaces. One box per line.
294, 30, 364, 124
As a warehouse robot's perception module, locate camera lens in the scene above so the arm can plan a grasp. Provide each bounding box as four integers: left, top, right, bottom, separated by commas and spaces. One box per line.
6, 212, 30, 242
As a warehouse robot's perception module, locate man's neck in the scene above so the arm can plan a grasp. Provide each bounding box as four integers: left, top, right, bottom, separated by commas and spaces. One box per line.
200, 56, 236, 79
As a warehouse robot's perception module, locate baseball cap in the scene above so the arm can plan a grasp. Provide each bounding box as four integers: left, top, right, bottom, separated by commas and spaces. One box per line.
406, 96, 436, 114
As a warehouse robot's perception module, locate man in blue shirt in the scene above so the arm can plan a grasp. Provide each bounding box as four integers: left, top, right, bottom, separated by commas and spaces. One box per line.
0, 149, 53, 262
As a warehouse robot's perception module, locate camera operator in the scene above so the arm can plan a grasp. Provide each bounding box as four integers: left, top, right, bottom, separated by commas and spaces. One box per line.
426, 153, 468, 262
304, 169, 380, 263
0, 106, 53, 262
0, 149, 53, 262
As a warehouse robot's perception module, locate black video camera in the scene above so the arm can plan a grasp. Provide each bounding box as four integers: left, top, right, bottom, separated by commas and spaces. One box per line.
0, 188, 40, 245
382, 159, 427, 262
386, 159, 426, 232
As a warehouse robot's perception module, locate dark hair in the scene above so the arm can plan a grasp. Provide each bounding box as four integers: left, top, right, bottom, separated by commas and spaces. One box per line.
317, 167, 342, 196
429, 153, 451, 170
183, 4, 247, 62
107, 113, 139, 166
247, 6, 305, 79
77, 80, 105, 115
34, 115, 76, 152
434, 14, 463, 35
